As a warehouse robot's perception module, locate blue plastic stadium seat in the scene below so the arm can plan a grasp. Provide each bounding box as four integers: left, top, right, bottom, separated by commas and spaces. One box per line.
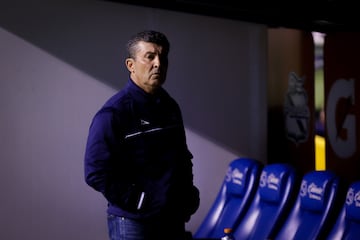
233, 163, 299, 240
193, 157, 263, 239
274, 170, 342, 240
326, 181, 360, 240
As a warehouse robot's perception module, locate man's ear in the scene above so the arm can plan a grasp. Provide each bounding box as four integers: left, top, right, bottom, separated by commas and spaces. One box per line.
126, 58, 134, 72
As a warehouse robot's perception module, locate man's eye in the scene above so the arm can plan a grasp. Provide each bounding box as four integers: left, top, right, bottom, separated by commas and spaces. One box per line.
146, 54, 155, 60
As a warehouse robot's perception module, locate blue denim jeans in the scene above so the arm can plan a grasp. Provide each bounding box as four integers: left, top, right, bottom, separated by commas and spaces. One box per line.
107, 214, 189, 240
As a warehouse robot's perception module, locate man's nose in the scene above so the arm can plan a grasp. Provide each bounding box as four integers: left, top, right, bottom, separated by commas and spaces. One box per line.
153, 56, 160, 68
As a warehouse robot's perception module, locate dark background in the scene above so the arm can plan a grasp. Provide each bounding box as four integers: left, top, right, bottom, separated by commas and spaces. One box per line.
108, 0, 359, 33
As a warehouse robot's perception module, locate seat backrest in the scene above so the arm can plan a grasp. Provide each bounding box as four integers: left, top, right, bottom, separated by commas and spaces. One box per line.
326, 181, 360, 240
274, 170, 342, 240
233, 163, 299, 240
193, 157, 263, 239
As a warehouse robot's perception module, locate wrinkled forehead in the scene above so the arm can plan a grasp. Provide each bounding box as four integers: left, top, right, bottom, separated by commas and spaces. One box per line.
132, 41, 167, 60
136, 41, 164, 53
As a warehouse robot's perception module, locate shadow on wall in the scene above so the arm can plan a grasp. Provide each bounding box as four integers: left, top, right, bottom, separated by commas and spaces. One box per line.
0, 1, 266, 158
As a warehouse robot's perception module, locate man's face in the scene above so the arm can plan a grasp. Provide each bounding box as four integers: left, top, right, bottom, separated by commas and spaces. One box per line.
126, 41, 168, 94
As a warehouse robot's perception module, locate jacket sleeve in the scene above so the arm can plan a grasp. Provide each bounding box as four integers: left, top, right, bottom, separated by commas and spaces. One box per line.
84, 109, 130, 203
84, 110, 114, 195
184, 185, 200, 222
181, 147, 200, 222
178, 109, 200, 221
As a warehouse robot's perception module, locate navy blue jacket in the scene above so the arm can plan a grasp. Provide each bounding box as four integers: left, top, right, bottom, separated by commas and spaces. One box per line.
84, 79, 199, 221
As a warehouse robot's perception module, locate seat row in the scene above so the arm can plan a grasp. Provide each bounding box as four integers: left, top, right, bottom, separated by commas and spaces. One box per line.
192, 157, 360, 240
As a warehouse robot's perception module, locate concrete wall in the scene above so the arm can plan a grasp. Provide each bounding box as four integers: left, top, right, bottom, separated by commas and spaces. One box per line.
0, 1, 267, 239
